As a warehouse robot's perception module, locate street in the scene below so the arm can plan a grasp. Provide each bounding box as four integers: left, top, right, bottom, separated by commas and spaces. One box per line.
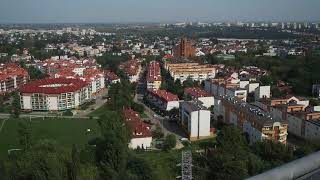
135, 70, 186, 148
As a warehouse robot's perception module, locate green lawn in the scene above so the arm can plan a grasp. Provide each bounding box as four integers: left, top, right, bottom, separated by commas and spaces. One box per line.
0, 118, 101, 158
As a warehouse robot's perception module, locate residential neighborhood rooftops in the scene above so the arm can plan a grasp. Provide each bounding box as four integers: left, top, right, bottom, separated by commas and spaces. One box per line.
0, 64, 29, 81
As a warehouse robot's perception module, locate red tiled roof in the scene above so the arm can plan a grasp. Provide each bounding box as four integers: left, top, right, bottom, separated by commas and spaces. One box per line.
147, 61, 161, 82
148, 89, 179, 102
184, 87, 212, 98
0, 64, 29, 81
122, 108, 152, 138
105, 70, 120, 81
119, 59, 141, 76
20, 78, 88, 94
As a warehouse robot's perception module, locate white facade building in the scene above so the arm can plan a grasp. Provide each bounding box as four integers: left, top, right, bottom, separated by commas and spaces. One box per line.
180, 101, 211, 140
20, 78, 91, 111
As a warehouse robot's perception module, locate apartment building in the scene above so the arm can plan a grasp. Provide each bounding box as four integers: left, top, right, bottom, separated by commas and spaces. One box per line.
54, 67, 105, 95
180, 101, 213, 141
146, 89, 179, 111
122, 108, 152, 149
255, 96, 320, 141
214, 95, 288, 144
165, 62, 217, 82
205, 78, 271, 102
20, 78, 91, 111
0, 64, 29, 94
205, 79, 248, 101
184, 87, 214, 108
146, 61, 161, 90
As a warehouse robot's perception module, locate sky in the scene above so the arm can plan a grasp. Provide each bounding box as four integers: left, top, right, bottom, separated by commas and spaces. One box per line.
0, 0, 320, 23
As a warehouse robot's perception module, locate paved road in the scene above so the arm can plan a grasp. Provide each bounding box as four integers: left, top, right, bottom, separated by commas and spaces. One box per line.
74, 88, 109, 117
134, 71, 186, 142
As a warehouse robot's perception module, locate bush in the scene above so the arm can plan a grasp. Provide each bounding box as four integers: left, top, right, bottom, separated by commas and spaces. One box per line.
63, 110, 73, 116
162, 134, 176, 151
152, 124, 164, 139
131, 103, 145, 114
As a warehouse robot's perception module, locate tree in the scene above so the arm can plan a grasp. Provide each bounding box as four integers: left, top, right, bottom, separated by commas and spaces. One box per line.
251, 140, 294, 165
11, 92, 21, 118
152, 124, 164, 139
203, 127, 251, 179
93, 112, 130, 179
126, 155, 153, 180
27, 66, 46, 80
3, 140, 72, 180
131, 103, 144, 114
162, 134, 176, 151
260, 75, 274, 86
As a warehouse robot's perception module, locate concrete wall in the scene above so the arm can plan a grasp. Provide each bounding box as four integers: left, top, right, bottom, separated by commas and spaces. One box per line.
189, 110, 211, 138
166, 101, 180, 111
255, 86, 271, 100
287, 114, 303, 137
305, 121, 320, 141
129, 137, 152, 149
198, 96, 214, 108
21, 95, 32, 110
243, 120, 263, 143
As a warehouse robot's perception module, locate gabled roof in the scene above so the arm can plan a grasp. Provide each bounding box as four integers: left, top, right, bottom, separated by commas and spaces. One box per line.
122, 108, 152, 138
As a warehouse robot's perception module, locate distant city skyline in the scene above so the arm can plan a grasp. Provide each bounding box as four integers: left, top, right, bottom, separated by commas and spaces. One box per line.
0, 0, 320, 23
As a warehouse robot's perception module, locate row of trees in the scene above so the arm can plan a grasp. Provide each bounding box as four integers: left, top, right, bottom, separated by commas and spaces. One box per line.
192, 126, 320, 180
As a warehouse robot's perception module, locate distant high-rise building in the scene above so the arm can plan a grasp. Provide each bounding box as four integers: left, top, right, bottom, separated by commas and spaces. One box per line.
173, 38, 196, 58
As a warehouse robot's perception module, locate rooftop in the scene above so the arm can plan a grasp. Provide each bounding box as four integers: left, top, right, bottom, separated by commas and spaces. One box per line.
122, 108, 152, 138
0, 64, 29, 81
147, 61, 162, 82
184, 87, 212, 98
219, 95, 287, 127
148, 89, 179, 102
20, 78, 88, 94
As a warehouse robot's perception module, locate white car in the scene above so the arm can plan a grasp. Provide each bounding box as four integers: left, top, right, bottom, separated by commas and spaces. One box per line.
180, 138, 189, 142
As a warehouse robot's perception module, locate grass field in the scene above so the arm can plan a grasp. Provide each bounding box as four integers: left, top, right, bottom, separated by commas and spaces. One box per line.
0, 118, 101, 158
